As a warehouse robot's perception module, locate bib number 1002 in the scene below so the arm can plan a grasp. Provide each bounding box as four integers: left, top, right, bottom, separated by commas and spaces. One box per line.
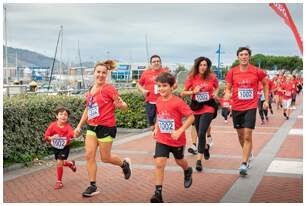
238, 88, 254, 100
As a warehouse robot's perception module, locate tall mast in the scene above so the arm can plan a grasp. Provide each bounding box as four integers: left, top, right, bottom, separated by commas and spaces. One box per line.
4, 5, 8, 84
48, 26, 62, 91
78, 40, 85, 90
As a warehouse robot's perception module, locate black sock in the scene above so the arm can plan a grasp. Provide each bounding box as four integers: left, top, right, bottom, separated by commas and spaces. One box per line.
193, 143, 196, 147
207, 135, 211, 138
242, 162, 247, 165
155, 185, 162, 192
90, 181, 96, 187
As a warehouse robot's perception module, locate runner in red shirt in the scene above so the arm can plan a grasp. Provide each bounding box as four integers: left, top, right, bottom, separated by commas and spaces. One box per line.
219, 93, 232, 124
181, 56, 219, 172
137, 55, 169, 130
281, 75, 294, 119
44, 106, 77, 190
257, 81, 269, 124
291, 75, 298, 109
224, 47, 269, 176
267, 77, 275, 114
75, 60, 131, 197
150, 72, 194, 203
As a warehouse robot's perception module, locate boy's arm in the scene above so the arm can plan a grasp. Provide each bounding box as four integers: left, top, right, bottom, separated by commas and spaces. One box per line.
171, 114, 195, 140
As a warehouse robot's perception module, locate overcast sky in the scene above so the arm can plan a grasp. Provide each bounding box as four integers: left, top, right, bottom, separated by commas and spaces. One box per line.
4, 3, 303, 66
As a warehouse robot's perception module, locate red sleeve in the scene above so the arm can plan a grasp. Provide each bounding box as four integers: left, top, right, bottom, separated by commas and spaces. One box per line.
225, 69, 233, 85
178, 98, 193, 117
44, 123, 54, 142
138, 70, 146, 86
258, 68, 267, 81
184, 76, 193, 90
67, 124, 75, 139
107, 85, 120, 101
213, 75, 219, 88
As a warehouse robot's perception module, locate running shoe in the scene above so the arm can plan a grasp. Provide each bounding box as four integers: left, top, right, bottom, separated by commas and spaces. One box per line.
150, 190, 163, 203
224, 120, 228, 124
247, 153, 254, 168
195, 160, 202, 172
184, 167, 193, 188
239, 163, 248, 176
69, 160, 77, 172
122, 158, 131, 179
207, 136, 213, 147
187, 145, 198, 155
54, 181, 63, 190
82, 185, 100, 197
265, 117, 269, 123
203, 144, 210, 160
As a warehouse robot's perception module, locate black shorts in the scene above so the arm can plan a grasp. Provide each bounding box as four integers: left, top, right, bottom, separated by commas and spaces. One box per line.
145, 102, 157, 126
54, 145, 70, 160
154, 142, 185, 160
232, 108, 257, 129
87, 125, 117, 142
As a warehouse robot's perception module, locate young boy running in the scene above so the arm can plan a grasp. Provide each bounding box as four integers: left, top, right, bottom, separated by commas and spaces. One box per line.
150, 72, 194, 203
44, 106, 77, 190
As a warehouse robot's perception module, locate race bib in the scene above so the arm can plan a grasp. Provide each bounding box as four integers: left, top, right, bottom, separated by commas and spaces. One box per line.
51, 136, 67, 149
195, 92, 210, 102
88, 103, 100, 120
158, 119, 175, 133
285, 91, 292, 96
154, 84, 159, 95
238, 88, 254, 100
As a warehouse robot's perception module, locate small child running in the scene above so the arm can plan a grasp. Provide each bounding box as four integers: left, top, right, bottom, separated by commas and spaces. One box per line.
44, 106, 77, 190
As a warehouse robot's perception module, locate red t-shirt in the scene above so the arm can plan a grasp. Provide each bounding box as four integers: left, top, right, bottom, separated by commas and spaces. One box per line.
155, 95, 193, 147
85, 84, 119, 127
44, 121, 74, 145
219, 98, 231, 108
268, 78, 275, 95
292, 79, 298, 94
281, 83, 294, 100
138, 68, 169, 103
184, 73, 219, 115
225, 64, 267, 111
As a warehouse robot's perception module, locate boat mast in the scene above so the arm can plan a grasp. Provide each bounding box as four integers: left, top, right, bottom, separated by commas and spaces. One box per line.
78, 40, 85, 90
48, 25, 62, 91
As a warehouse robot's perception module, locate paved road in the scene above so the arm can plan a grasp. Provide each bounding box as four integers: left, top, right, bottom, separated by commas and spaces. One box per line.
3, 95, 303, 203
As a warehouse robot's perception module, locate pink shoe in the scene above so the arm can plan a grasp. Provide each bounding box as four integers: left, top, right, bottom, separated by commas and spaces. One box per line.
54, 181, 64, 190
69, 160, 77, 172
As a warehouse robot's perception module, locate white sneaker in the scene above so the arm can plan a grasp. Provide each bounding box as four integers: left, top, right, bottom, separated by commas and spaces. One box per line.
224, 120, 228, 124
247, 153, 254, 168
207, 136, 213, 147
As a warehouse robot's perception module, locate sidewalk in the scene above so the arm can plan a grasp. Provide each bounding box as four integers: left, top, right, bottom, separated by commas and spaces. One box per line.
3, 95, 303, 203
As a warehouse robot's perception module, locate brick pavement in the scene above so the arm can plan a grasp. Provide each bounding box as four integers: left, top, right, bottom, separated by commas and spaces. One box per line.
3, 95, 303, 203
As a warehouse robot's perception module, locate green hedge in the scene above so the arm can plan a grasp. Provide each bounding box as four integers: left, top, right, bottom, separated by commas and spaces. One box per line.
3, 92, 148, 164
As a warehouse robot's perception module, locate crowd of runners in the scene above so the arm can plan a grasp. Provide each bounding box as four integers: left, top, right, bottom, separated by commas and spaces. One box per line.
43, 46, 303, 203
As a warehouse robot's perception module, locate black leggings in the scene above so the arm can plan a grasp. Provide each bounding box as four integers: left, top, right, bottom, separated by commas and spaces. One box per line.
194, 113, 214, 154
221, 108, 230, 120
258, 100, 268, 121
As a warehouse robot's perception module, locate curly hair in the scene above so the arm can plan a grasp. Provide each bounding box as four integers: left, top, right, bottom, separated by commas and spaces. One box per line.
188, 56, 212, 80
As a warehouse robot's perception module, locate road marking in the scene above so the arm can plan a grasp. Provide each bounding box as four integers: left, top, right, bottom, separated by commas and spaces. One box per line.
220, 103, 303, 203
267, 160, 303, 175
297, 115, 303, 119
288, 129, 303, 135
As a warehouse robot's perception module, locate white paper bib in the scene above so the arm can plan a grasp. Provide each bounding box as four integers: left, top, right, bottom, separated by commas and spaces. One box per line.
195, 92, 210, 102
159, 119, 175, 133
51, 136, 67, 149
88, 103, 100, 120
238, 88, 254, 100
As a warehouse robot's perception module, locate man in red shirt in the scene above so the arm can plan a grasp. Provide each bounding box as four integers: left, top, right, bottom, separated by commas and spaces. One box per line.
137, 55, 169, 130
224, 47, 269, 176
